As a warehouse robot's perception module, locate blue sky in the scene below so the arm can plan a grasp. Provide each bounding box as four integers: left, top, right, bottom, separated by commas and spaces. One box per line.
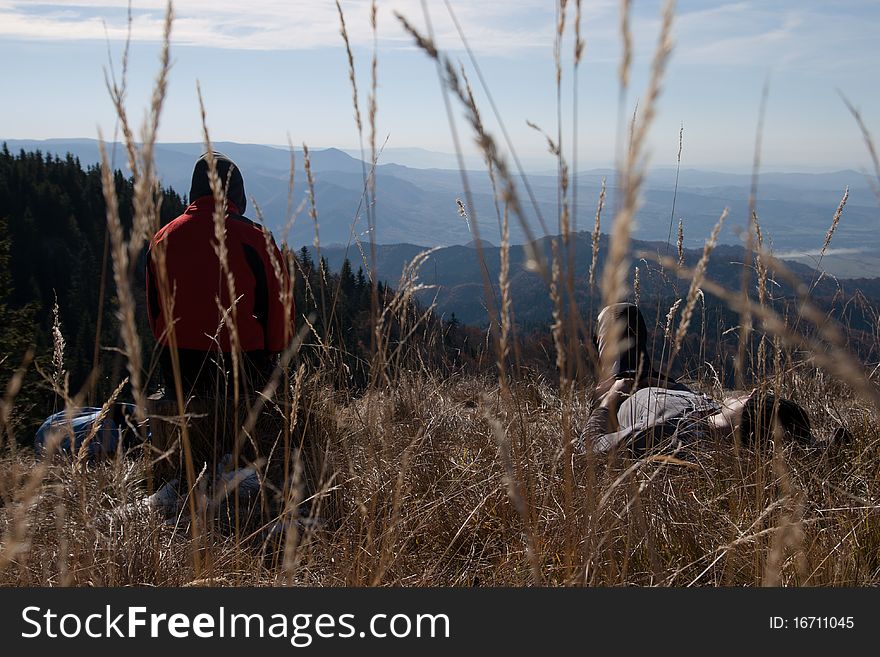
1, 0, 878, 172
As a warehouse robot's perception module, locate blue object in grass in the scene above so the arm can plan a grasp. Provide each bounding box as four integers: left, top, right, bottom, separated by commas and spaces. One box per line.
34, 403, 144, 460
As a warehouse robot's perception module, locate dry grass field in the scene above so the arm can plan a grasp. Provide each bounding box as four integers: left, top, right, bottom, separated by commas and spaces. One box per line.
2, 0, 880, 588
2, 367, 880, 586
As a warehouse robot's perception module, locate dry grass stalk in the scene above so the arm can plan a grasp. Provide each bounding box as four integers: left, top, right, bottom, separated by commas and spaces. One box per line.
440, 0, 552, 242
548, 223, 575, 573
303, 144, 321, 255
803, 186, 851, 302
599, 0, 676, 382
480, 399, 542, 584
457, 57, 503, 241
752, 212, 769, 373
555, 0, 568, 87
0, 350, 32, 451
75, 377, 128, 466
618, 0, 632, 88
196, 90, 257, 518
737, 80, 769, 387
762, 501, 807, 586
197, 92, 243, 389
0, 457, 49, 572
370, 425, 427, 586
284, 139, 297, 240
253, 202, 296, 493
455, 197, 471, 233
328, 0, 379, 362
820, 186, 849, 263
465, 74, 510, 382
129, 3, 172, 254
627, 101, 639, 160
553, 0, 570, 310
458, 66, 509, 240
332, 0, 381, 354
664, 298, 682, 339
526, 121, 571, 243
302, 144, 330, 344
369, 0, 378, 169
840, 94, 880, 202
144, 222, 198, 501
667, 123, 684, 250
371, 248, 439, 382
395, 12, 547, 279
253, 206, 293, 347
335, 0, 362, 135
499, 204, 512, 372
677, 218, 684, 267
96, 0, 172, 428
659, 252, 880, 409
761, 444, 808, 586
570, 0, 584, 336
367, 0, 379, 345
485, 158, 506, 237
670, 207, 727, 363
622, 0, 675, 163
91, 39, 206, 575
753, 242, 850, 352
589, 178, 606, 288
388, 22, 512, 390
97, 137, 146, 421
101, 5, 139, 191
281, 449, 304, 582
50, 294, 67, 400
550, 241, 566, 379
633, 265, 641, 306
753, 211, 768, 308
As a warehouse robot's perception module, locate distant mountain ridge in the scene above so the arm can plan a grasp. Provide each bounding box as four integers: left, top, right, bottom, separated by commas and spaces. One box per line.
4, 138, 878, 277
314, 233, 880, 328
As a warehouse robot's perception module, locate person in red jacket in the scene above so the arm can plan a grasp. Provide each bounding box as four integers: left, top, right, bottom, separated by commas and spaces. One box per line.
146, 152, 293, 399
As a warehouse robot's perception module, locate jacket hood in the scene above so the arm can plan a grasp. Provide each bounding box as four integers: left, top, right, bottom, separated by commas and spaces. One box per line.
189, 151, 246, 214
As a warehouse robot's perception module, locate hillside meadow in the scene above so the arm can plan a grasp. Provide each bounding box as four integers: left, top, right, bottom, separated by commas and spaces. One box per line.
2, 0, 880, 588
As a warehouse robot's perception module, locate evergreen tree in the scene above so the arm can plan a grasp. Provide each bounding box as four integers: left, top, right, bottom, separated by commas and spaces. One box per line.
0, 144, 474, 427
340, 258, 355, 297
0, 216, 35, 356
298, 246, 314, 274
0, 145, 184, 431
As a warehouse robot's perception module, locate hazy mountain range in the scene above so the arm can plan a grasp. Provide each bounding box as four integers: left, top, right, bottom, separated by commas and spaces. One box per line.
314, 233, 880, 327
4, 138, 878, 277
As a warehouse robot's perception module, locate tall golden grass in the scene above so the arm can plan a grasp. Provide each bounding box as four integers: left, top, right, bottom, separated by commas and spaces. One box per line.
1, 0, 880, 588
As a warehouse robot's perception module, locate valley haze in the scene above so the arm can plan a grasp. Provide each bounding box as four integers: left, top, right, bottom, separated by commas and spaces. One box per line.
4, 138, 877, 280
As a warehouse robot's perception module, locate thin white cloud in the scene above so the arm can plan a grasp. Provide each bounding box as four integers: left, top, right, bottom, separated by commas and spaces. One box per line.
566, 1, 880, 75
0, 0, 559, 55
2, 0, 877, 74
674, 1, 880, 71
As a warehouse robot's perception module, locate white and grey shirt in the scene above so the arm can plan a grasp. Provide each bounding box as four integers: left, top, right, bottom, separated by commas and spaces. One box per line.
584, 385, 721, 455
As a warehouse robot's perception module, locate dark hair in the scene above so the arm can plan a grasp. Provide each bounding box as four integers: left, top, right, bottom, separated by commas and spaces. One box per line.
738, 393, 813, 446
592, 303, 652, 379
189, 152, 246, 214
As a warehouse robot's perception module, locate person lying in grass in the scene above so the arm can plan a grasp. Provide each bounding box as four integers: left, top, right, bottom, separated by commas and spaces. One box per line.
581, 303, 814, 455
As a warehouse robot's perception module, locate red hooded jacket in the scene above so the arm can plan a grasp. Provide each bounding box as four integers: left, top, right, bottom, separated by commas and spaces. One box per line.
146, 196, 293, 353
